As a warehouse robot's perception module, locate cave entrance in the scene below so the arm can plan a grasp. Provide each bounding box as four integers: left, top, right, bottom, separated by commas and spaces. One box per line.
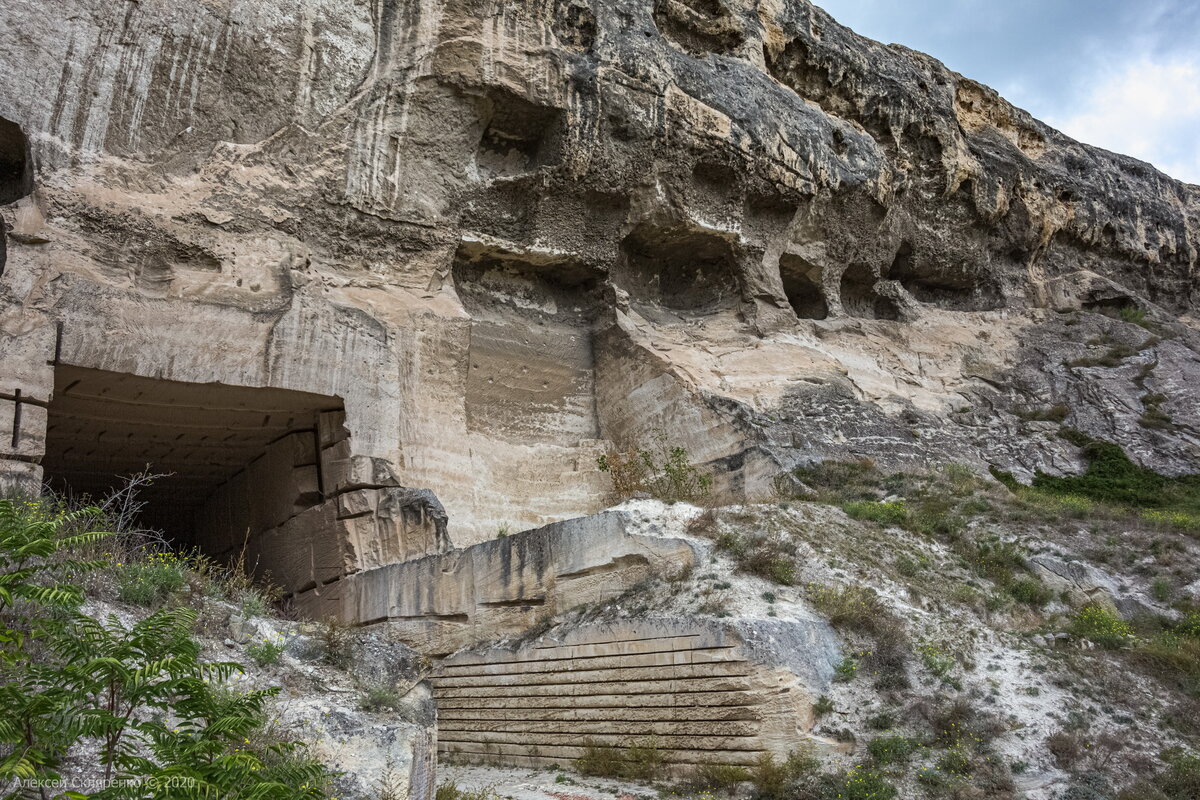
42, 365, 348, 589
778, 253, 828, 320
840, 263, 899, 320
0, 116, 33, 276
618, 223, 741, 313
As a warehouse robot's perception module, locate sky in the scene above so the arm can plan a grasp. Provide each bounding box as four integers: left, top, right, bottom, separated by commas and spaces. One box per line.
814, 0, 1200, 185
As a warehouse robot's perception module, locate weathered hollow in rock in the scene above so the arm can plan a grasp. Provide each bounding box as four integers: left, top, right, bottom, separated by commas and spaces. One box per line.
42, 365, 345, 583
839, 262, 899, 320
887, 240, 1002, 311
0, 116, 31, 206
474, 90, 565, 180
453, 240, 603, 445
778, 253, 828, 320
618, 223, 741, 313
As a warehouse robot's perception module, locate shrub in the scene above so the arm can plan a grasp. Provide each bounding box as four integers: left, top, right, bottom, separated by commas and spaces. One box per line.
1119, 306, 1149, 327
714, 530, 797, 585
319, 616, 357, 669
597, 430, 713, 503
111, 549, 187, 606
0, 498, 335, 797
1133, 748, 1200, 800
247, 635, 287, 667
843, 501, 909, 528
917, 643, 957, 683
1131, 633, 1200, 695
748, 749, 820, 800
1007, 577, 1054, 607
834, 655, 859, 683
937, 746, 973, 775
359, 686, 406, 713
1047, 730, 1085, 768
1151, 577, 1172, 603
959, 536, 1027, 585
920, 698, 1003, 749
868, 735, 919, 765
807, 584, 888, 632
790, 459, 881, 502
686, 761, 750, 793
866, 712, 895, 731
435, 782, 500, 800
574, 738, 665, 781
1033, 437, 1200, 516
819, 765, 898, 799
1070, 604, 1133, 649
814, 695, 835, 716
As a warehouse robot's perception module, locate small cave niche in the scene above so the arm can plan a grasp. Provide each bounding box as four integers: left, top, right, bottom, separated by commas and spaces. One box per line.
653, 0, 746, 56
778, 253, 827, 320
475, 90, 565, 179
1081, 293, 1136, 316
0, 116, 33, 277
452, 241, 602, 443
618, 223, 741, 313
887, 241, 1001, 311
42, 365, 348, 596
0, 116, 32, 206
840, 262, 898, 320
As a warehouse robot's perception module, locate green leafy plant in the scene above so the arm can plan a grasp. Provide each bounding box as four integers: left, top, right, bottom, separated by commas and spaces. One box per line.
843, 501, 909, 528
597, 431, 713, 503
247, 635, 287, 667
574, 737, 666, 781
1070, 604, 1133, 649
714, 530, 797, 585
113, 549, 187, 607
868, 735, 919, 766
0, 498, 335, 798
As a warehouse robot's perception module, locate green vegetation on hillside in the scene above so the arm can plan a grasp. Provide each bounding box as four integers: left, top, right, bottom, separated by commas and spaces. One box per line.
0, 498, 335, 799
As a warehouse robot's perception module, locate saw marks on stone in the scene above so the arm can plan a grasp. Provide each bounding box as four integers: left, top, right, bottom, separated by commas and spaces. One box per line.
454, 239, 602, 445
433, 623, 775, 770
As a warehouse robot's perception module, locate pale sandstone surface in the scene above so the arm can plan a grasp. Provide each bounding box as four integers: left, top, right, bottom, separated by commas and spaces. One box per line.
1, 3, 1199, 797
1, 1, 1198, 588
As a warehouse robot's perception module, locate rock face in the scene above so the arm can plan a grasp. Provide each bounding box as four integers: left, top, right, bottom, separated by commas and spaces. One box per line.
432, 617, 839, 773
299, 509, 699, 652
1, 0, 1198, 587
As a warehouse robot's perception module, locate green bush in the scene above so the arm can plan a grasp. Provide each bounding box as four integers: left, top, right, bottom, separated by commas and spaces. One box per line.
867, 735, 919, 765
1033, 437, 1200, 516
0, 498, 335, 797
834, 656, 859, 683
359, 686, 406, 713
112, 550, 187, 606
574, 738, 665, 781
686, 761, 750, 793
843, 501, 909, 528
819, 765, 898, 799
597, 430, 713, 503
1070, 604, 1133, 649
807, 584, 888, 632
1007, 577, 1053, 607
247, 635, 287, 667
435, 782, 500, 800
714, 531, 797, 586
790, 460, 882, 502
748, 750, 820, 800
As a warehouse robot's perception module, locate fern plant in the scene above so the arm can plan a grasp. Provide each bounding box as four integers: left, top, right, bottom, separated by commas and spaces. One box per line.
0, 499, 335, 799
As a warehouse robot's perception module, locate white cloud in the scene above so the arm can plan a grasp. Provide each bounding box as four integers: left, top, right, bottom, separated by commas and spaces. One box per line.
1048, 57, 1200, 185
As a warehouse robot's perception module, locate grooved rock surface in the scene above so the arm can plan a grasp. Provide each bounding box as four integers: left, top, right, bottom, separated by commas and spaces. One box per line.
1, 0, 1198, 551
432, 617, 838, 772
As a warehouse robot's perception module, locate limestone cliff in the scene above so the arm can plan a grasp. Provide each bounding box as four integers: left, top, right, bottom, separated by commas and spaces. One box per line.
1, 0, 1197, 581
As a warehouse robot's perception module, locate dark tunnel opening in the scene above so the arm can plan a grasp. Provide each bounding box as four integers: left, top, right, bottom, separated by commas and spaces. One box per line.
41, 365, 348, 590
